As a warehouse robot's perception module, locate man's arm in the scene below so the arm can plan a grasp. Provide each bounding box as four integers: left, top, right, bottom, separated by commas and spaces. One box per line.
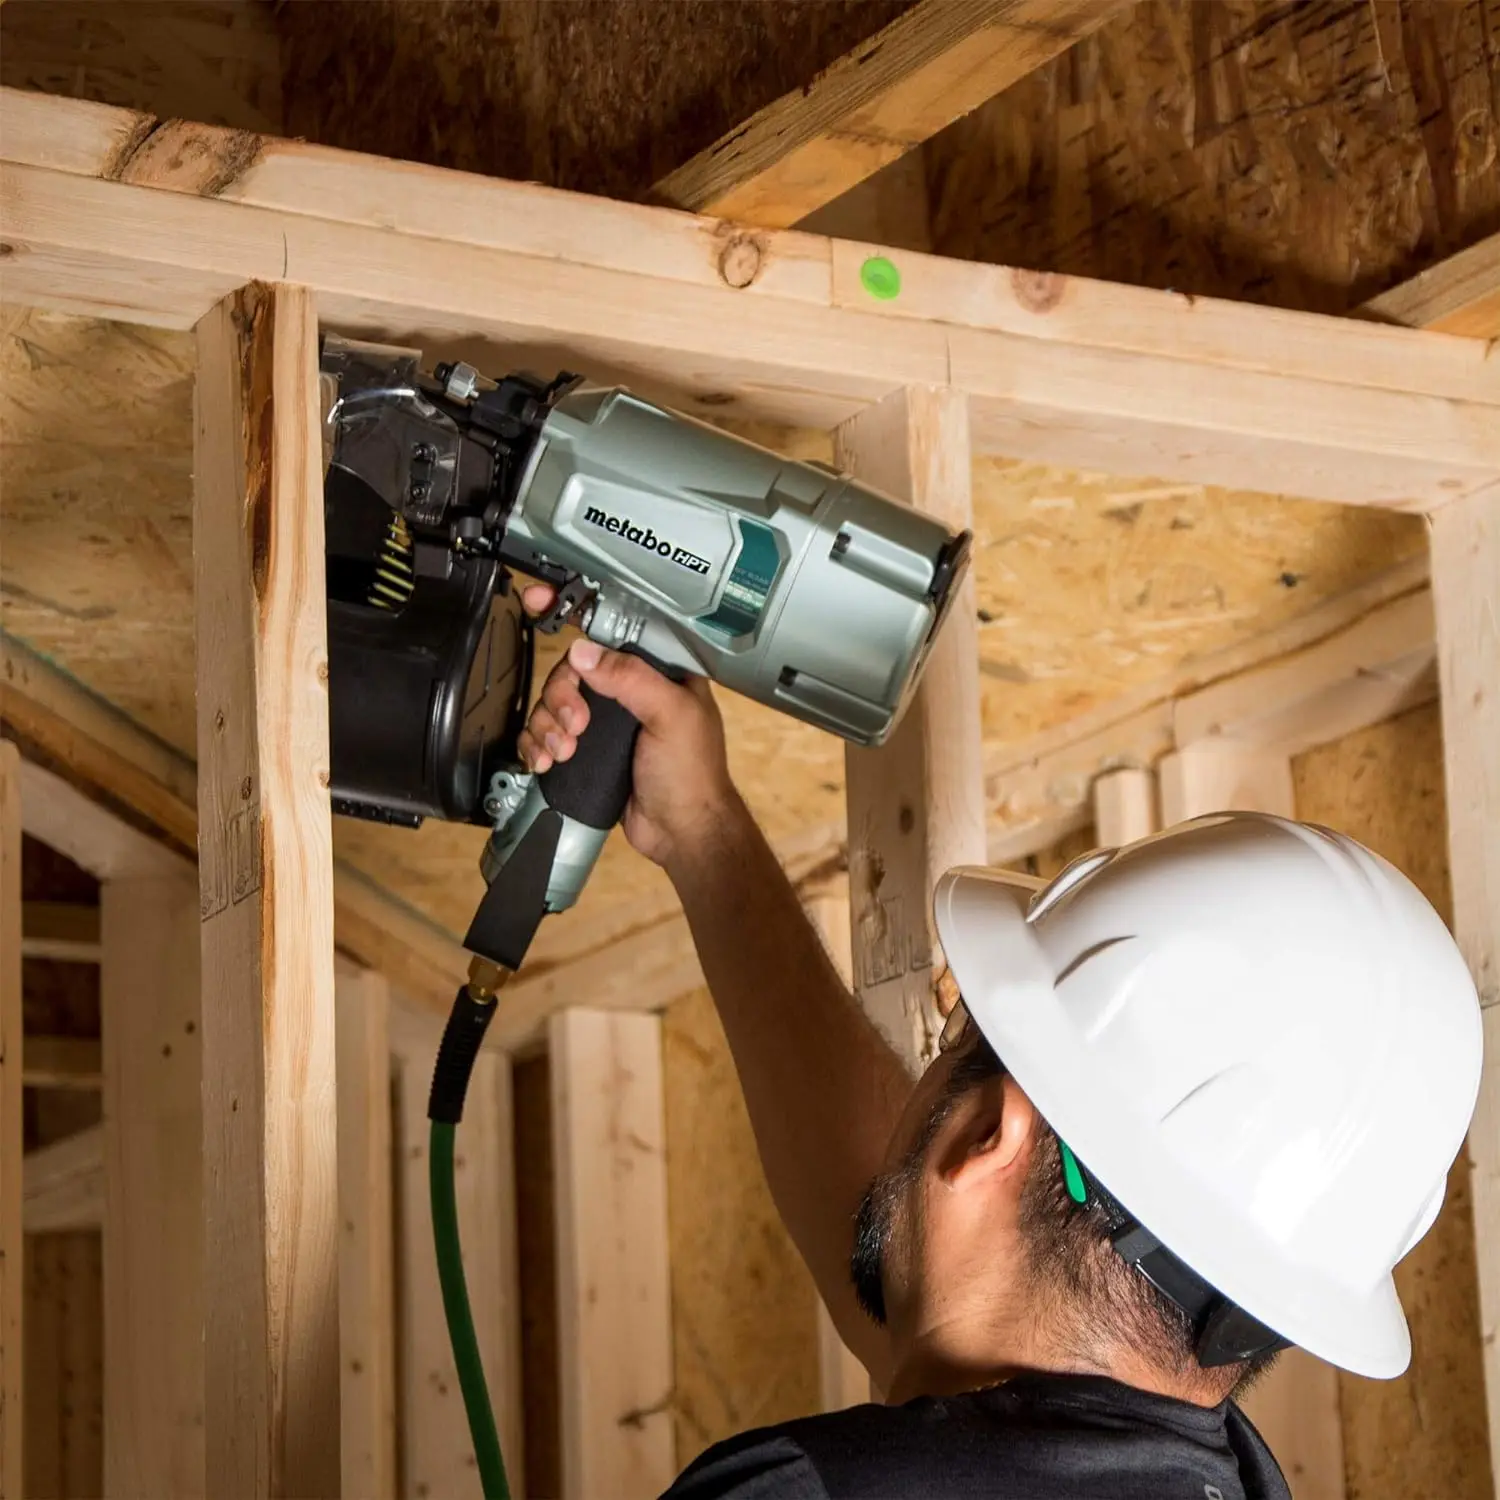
669, 792, 911, 1385
518, 632, 910, 1385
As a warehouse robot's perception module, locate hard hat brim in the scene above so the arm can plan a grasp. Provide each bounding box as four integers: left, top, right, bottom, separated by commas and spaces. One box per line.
932, 865, 1413, 1379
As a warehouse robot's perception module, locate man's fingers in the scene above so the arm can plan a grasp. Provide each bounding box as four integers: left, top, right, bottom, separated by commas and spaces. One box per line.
541, 665, 588, 736
517, 728, 552, 774
567, 639, 694, 731
520, 582, 556, 617
524, 704, 574, 767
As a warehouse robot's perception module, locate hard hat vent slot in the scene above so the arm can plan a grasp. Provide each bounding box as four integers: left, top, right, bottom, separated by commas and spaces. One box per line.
1054, 933, 1135, 988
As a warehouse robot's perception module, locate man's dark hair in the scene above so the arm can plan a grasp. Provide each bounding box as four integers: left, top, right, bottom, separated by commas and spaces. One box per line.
946, 1032, 1280, 1400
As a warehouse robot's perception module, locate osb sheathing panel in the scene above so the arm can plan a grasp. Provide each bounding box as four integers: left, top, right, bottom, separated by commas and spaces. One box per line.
0, 309, 1425, 935
1292, 705, 1494, 1500
271, 0, 911, 200
927, 0, 1500, 313
663, 984, 821, 1468
0, 0, 284, 134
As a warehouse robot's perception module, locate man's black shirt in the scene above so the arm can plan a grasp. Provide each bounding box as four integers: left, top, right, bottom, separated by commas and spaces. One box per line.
662, 1373, 1290, 1500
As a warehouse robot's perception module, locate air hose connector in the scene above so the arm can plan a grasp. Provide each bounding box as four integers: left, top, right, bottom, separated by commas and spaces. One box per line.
427, 957, 513, 1125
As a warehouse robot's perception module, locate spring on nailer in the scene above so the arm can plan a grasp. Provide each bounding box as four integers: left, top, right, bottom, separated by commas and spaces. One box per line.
369, 514, 416, 610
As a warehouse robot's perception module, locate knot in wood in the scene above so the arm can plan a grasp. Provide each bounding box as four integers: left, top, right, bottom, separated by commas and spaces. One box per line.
718, 234, 764, 290
1010, 268, 1066, 314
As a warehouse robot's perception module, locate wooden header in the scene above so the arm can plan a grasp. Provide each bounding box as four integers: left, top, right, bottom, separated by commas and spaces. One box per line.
1, 87, 1496, 511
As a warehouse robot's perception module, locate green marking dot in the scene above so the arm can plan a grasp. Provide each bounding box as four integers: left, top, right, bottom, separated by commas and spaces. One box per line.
860, 255, 902, 301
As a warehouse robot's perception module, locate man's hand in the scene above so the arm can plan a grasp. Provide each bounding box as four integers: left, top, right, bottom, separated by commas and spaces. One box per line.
517, 584, 737, 872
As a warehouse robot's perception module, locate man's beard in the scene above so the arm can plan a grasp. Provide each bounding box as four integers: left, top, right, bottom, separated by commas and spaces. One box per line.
850, 1130, 936, 1326
850, 1168, 903, 1325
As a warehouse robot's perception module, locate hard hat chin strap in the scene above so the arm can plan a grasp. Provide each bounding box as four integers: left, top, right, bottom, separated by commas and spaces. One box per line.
1057, 1142, 1289, 1370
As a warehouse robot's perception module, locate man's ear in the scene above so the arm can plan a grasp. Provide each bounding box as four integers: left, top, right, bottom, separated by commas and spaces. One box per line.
937, 1074, 1038, 1190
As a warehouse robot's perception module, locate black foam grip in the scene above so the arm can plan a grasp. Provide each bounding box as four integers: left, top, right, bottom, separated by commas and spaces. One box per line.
427, 989, 498, 1124
538, 680, 641, 830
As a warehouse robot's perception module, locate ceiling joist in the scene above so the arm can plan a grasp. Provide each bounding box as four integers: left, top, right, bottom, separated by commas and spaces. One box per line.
652, 0, 1136, 228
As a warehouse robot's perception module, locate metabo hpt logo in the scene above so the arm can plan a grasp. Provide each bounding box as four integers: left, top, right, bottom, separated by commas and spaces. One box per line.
582, 505, 710, 574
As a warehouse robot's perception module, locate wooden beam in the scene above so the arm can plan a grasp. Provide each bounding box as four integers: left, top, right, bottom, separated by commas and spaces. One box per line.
13, 756, 188, 884
0, 740, 23, 1497
550, 1008, 674, 1499
653, 0, 1132, 228
22, 1036, 102, 1091
1090, 766, 1157, 847
334, 967, 396, 1500
22, 1126, 103, 1234
1172, 589, 1436, 756
1430, 487, 1500, 1479
391, 1003, 525, 1499
194, 281, 340, 1499
837, 386, 985, 1066
21, 901, 101, 962
1362, 233, 1500, 338
3, 91, 1497, 510
101, 873, 204, 1498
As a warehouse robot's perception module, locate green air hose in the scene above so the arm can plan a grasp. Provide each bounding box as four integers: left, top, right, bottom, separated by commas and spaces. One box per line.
427, 972, 514, 1500
430, 1120, 511, 1500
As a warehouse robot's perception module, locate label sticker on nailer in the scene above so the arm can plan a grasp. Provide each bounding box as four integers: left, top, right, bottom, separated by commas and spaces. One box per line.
698, 519, 782, 638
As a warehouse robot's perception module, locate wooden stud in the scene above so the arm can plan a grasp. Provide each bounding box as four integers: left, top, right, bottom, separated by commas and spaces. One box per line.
0, 741, 21, 1500
837, 386, 986, 1068
193, 281, 340, 1499
654, 0, 1133, 228
1090, 767, 1157, 847
1430, 487, 1500, 1478
391, 1004, 525, 1499
550, 1008, 674, 1499
334, 966, 397, 1500
1160, 740, 1344, 1500
100, 874, 205, 1498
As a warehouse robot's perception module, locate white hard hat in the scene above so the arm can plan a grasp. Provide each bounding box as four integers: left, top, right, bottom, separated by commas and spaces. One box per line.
933, 813, 1482, 1378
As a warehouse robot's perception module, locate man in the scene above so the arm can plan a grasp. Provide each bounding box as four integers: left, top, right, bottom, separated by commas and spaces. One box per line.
519, 616, 1483, 1500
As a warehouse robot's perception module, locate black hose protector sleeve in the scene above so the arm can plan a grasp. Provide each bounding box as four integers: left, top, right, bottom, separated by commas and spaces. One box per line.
428, 988, 498, 1124
536, 680, 641, 830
